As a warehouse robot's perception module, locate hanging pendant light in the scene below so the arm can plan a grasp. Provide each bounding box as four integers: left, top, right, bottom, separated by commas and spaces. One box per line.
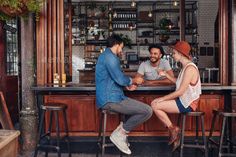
173, 0, 178, 6
148, 10, 152, 18
131, 0, 136, 8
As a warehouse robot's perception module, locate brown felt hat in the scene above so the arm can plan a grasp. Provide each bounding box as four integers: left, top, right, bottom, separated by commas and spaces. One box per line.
170, 41, 191, 59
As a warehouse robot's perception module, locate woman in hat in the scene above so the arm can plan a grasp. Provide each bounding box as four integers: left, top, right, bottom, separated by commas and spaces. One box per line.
150, 41, 201, 151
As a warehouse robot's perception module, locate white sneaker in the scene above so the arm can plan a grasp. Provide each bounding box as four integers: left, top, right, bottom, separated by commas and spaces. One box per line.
110, 126, 131, 155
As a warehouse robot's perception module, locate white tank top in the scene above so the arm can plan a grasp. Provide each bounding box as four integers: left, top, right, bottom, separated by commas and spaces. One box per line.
176, 62, 202, 108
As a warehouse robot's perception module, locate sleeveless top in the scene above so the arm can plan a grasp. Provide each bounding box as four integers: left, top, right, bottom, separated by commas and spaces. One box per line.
176, 62, 201, 110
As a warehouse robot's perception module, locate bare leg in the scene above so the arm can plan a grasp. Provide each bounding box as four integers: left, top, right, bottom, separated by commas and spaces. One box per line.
151, 99, 179, 127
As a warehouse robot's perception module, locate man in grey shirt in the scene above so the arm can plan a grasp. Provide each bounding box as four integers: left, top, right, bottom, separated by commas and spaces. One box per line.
136, 44, 174, 85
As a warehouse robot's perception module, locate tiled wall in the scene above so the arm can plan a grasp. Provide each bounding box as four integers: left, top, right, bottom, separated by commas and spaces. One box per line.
198, 0, 218, 47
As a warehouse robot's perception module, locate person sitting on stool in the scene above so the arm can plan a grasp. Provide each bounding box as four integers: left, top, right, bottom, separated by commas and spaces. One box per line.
95, 33, 153, 155
151, 41, 201, 151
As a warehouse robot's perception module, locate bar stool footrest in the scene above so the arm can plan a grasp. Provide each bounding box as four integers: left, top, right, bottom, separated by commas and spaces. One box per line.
183, 144, 206, 149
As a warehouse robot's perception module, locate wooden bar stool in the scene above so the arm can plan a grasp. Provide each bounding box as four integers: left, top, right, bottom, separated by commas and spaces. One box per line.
208, 109, 236, 157
176, 111, 208, 157
97, 109, 125, 157
34, 103, 71, 157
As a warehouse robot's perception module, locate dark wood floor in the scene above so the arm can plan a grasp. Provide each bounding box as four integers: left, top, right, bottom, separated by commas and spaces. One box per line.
18, 137, 235, 157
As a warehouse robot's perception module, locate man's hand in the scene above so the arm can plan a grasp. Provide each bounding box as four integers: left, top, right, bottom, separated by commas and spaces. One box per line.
157, 69, 166, 77
126, 84, 137, 91
132, 76, 144, 85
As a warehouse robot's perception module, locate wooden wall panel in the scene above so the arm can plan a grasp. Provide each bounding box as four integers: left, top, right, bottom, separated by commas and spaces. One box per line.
47, 0, 52, 83
36, 1, 47, 85
43, 94, 225, 136
198, 95, 224, 131
70, 96, 96, 131
36, 0, 65, 85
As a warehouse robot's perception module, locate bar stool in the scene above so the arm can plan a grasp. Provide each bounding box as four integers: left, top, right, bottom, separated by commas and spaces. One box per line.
208, 109, 236, 157
34, 103, 71, 157
175, 111, 208, 157
97, 109, 125, 157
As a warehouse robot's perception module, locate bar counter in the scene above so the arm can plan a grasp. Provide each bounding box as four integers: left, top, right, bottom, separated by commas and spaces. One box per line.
32, 84, 236, 137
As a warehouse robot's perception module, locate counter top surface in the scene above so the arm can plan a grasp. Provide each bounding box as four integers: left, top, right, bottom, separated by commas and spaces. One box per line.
32, 83, 236, 92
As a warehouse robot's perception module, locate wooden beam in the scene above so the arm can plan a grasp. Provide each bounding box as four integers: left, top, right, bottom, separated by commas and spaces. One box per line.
47, 0, 52, 83
59, 0, 65, 76
219, 0, 229, 85
36, 0, 47, 85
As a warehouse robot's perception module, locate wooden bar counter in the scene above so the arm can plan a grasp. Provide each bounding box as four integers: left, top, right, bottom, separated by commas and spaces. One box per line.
32, 84, 236, 137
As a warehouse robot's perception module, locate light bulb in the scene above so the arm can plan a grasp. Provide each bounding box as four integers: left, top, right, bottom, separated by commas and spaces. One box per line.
100, 46, 103, 53
131, 0, 136, 8
113, 11, 117, 18
148, 11, 152, 18
173, 1, 178, 6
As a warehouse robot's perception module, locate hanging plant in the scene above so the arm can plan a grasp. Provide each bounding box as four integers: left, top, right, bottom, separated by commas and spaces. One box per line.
159, 17, 173, 42
0, 0, 43, 21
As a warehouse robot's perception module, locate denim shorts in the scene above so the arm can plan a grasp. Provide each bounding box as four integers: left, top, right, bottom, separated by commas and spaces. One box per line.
176, 98, 192, 113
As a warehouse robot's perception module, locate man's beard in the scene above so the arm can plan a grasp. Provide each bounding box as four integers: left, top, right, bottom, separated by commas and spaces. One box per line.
150, 57, 158, 64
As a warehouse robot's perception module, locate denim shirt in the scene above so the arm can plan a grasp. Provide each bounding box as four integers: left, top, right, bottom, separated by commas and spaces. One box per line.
95, 48, 132, 108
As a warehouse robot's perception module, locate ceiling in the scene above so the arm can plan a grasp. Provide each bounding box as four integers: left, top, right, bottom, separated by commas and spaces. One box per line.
70, 0, 196, 2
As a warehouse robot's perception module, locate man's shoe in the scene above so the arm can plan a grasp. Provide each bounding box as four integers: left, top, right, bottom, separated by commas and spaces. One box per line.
110, 127, 131, 155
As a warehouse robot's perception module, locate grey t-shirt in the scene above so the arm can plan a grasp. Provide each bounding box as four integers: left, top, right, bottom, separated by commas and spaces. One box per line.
137, 59, 172, 80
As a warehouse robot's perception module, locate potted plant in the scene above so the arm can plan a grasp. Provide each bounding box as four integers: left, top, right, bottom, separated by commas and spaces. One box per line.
87, 2, 97, 17
0, 0, 43, 21
99, 5, 106, 17
118, 34, 132, 49
159, 17, 173, 42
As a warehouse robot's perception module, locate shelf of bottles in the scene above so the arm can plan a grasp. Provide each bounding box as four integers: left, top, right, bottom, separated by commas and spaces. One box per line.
111, 8, 137, 31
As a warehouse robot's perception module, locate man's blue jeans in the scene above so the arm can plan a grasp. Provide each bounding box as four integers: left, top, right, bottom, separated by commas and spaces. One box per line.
103, 98, 153, 132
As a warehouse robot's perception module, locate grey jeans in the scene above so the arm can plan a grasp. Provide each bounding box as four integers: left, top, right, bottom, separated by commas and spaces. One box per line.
103, 97, 153, 132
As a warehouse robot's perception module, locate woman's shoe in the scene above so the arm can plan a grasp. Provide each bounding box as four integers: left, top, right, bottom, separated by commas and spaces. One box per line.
168, 125, 180, 145
172, 133, 180, 152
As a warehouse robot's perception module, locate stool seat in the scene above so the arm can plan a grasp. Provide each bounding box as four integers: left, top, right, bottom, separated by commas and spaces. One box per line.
176, 111, 208, 157
42, 103, 67, 110
184, 111, 205, 116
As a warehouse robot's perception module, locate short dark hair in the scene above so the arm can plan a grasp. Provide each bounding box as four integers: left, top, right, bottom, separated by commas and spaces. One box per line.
148, 44, 165, 57
107, 34, 123, 47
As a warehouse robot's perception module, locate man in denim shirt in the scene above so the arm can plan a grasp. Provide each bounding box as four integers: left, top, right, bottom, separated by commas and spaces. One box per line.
96, 34, 153, 155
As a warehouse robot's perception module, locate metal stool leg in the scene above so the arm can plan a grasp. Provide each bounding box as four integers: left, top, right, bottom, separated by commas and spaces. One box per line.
180, 115, 186, 157
195, 116, 199, 144
201, 115, 208, 157
34, 110, 45, 157
63, 109, 71, 157
101, 111, 107, 157
55, 111, 61, 157
208, 110, 218, 147
218, 116, 227, 157
45, 111, 53, 157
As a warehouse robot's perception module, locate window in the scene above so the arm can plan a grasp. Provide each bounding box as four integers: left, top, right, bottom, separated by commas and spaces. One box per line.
5, 19, 18, 76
